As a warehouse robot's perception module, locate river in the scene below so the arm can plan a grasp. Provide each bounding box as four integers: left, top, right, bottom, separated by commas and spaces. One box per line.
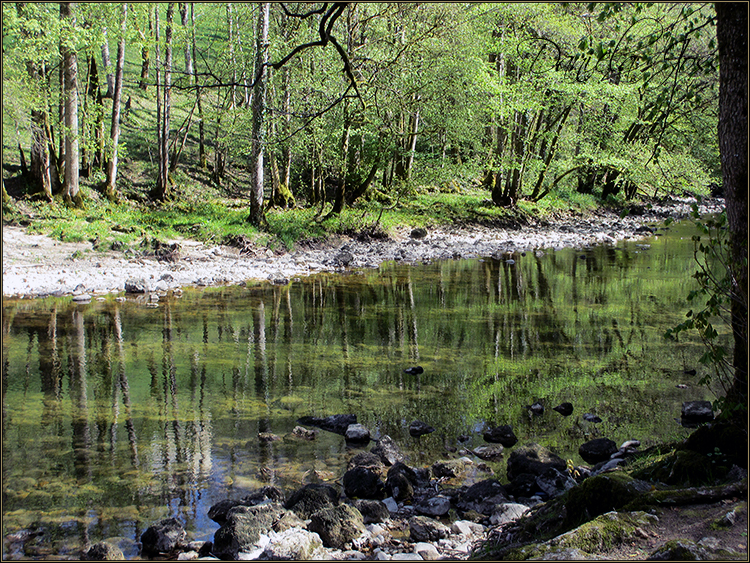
1, 218, 722, 558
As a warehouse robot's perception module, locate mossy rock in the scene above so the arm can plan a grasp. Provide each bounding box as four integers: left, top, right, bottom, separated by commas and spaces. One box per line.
553, 511, 658, 553
648, 538, 710, 560
561, 472, 652, 529
631, 450, 729, 487
500, 511, 658, 560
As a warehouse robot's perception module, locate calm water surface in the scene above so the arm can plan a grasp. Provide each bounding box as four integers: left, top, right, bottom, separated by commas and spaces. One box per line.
2, 219, 719, 557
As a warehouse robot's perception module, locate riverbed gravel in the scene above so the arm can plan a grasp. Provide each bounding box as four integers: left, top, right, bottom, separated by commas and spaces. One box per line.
2, 197, 724, 299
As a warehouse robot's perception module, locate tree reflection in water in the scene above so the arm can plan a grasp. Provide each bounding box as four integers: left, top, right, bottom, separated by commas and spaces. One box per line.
2, 221, 726, 552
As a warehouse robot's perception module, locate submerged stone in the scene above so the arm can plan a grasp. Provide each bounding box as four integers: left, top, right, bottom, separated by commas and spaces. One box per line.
140, 518, 187, 557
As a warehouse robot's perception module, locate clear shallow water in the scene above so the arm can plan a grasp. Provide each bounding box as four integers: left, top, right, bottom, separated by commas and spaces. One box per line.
2, 219, 720, 557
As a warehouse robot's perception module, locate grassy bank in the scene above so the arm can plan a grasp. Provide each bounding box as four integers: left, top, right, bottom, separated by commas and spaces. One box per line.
2, 171, 607, 256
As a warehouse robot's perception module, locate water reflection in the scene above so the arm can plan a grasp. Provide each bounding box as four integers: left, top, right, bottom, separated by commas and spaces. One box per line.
2, 221, 723, 555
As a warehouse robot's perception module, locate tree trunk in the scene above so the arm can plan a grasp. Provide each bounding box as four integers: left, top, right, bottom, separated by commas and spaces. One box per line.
405, 108, 420, 180
281, 65, 292, 188
100, 28, 114, 98
179, 3, 193, 81
139, 10, 152, 90
248, 2, 269, 227
328, 100, 351, 216
60, 2, 81, 207
153, 3, 174, 201
16, 3, 53, 199
716, 3, 748, 417
190, 3, 206, 168
105, 2, 127, 201
227, 3, 237, 109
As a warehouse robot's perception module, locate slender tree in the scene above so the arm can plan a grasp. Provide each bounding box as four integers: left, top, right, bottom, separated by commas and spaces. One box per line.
100, 27, 114, 98
248, 2, 270, 227
179, 3, 193, 80
152, 3, 174, 201
104, 2, 127, 201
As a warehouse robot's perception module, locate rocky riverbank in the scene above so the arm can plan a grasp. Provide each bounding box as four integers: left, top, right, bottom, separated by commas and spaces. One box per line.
2, 197, 724, 299
57, 413, 745, 561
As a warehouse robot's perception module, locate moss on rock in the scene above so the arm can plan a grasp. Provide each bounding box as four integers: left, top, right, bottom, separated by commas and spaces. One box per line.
631, 450, 730, 486
561, 472, 652, 529
497, 511, 657, 560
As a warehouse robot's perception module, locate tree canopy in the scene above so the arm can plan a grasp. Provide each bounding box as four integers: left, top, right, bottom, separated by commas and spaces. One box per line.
3, 3, 720, 216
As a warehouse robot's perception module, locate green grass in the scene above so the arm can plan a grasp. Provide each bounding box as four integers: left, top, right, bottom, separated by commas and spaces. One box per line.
3, 175, 604, 254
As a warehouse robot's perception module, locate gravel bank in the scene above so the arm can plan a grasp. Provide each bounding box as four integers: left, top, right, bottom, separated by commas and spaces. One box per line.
2, 197, 724, 299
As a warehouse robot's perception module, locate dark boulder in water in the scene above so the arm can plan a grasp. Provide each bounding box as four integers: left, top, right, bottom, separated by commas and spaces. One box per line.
483, 425, 518, 447
297, 414, 357, 435
409, 419, 436, 437
552, 402, 574, 416
579, 438, 618, 464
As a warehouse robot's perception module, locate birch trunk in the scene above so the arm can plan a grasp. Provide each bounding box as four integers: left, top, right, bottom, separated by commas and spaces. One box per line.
105, 2, 127, 200
248, 2, 269, 226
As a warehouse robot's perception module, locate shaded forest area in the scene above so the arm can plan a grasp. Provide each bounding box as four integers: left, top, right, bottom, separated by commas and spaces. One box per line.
3, 2, 721, 226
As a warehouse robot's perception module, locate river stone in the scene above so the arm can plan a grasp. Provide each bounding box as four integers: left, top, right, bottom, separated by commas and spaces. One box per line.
212, 502, 285, 559
383, 497, 399, 512
140, 518, 187, 556
124, 277, 148, 294
456, 479, 508, 515
208, 486, 285, 524
409, 419, 436, 437
308, 504, 365, 549
285, 484, 339, 519
483, 425, 518, 447
351, 499, 390, 523
343, 466, 385, 500
681, 421, 748, 468
289, 425, 317, 440
414, 541, 440, 560
272, 510, 307, 532
348, 451, 384, 471
386, 462, 420, 501
579, 438, 618, 464
414, 495, 451, 517
506, 443, 567, 480
82, 541, 125, 560
680, 400, 714, 424
262, 528, 324, 560
472, 444, 504, 461
371, 435, 405, 466
490, 503, 531, 526
408, 516, 450, 542
562, 473, 652, 528
345, 423, 371, 444
431, 457, 472, 478
297, 414, 357, 435
648, 538, 710, 560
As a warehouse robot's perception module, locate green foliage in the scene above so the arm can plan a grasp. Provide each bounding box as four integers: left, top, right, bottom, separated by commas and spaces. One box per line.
664, 207, 736, 411
3, 3, 720, 221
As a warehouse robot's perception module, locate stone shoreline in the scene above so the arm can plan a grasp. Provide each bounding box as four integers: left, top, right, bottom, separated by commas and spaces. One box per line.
2, 197, 724, 299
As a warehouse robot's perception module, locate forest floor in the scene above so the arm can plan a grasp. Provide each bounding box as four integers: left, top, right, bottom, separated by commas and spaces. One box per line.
600, 498, 748, 560
1, 196, 724, 299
